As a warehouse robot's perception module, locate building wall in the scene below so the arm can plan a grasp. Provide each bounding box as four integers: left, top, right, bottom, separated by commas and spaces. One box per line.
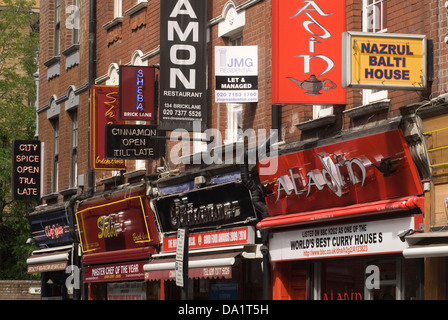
0, 281, 41, 300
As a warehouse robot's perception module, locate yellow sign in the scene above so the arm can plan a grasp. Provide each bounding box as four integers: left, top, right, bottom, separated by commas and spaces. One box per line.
343, 32, 427, 90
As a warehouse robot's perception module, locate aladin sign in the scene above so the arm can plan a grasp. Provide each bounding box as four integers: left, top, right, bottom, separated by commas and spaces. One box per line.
272, 0, 346, 104
257, 130, 423, 216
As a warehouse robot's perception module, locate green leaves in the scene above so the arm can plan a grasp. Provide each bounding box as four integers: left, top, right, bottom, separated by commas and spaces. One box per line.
0, 0, 39, 280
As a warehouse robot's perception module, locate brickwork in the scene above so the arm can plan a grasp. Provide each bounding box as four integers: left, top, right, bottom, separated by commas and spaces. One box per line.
0, 281, 41, 300
36, 0, 448, 198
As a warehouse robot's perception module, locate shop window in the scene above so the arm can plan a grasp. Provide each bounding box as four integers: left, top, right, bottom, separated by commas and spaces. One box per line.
362, 0, 388, 105
314, 257, 422, 300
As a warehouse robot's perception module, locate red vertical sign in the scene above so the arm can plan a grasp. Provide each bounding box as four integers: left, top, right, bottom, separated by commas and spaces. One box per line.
272, 0, 346, 104
119, 66, 155, 121
91, 85, 126, 170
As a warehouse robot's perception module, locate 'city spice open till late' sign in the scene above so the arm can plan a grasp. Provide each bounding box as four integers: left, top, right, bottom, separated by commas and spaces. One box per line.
12, 140, 41, 200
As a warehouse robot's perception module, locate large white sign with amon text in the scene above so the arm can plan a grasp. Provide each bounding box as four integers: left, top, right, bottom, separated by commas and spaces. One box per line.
270, 216, 417, 262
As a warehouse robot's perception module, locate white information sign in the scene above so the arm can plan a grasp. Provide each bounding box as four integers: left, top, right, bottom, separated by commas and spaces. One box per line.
176, 228, 186, 262
269, 216, 416, 262
175, 261, 184, 288
215, 46, 258, 103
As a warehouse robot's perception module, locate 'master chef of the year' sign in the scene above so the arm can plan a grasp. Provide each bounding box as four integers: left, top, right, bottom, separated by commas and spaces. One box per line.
342, 32, 427, 90
159, 0, 207, 131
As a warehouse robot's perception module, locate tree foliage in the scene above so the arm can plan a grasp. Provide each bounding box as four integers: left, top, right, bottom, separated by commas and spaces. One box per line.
0, 0, 39, 280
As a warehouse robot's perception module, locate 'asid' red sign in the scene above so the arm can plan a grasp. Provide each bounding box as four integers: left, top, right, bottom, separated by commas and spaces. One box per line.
272, 0, 346, 104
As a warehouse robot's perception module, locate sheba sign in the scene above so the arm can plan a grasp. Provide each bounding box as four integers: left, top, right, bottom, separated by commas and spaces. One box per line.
159, 0, 207, 131
343, 32, 427, 90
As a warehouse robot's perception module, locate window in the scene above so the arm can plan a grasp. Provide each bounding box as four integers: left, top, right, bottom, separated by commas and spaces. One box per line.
363, 0, 387, 33
226, 104, 243, 144
313, 105, 334, 120
69, 111, 78, 188
52, 119, 59, 193
54, 0, 61, 55
225, 34, 244, 145
362, 0, 388, 104
114, 0, 122, 18
72, 0, 80, 45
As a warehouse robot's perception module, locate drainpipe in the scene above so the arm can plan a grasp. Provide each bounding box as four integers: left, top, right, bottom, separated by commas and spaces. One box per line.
240, 131, 276, 300
88, 0, 96, 193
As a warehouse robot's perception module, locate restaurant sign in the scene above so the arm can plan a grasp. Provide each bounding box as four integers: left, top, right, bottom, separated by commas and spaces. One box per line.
84, 261, 146, 283
163, 226, 255, 252
90, 85, 126, 170
342, 32, 427, 90
272, 0, 346, 104
76, 196, 157, 253
269, 215, 422, 261
12, 140, 40, 200
105, 124, 165, 160
257, 130, 423, 217
119, 66, 156, 121
153, 182, 257, 233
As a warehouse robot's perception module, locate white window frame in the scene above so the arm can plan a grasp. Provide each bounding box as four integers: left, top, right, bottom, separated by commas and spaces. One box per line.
114, 0, 122, 18
362, 0, 388, 105
225, 104, 243, 144
313, 105, 334, 120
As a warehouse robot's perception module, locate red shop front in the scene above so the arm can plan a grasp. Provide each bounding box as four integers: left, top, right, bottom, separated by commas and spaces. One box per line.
257, 128, 425, 300
76, 190, 160, 300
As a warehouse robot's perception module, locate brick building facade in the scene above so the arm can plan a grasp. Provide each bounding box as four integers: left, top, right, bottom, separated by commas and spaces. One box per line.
28, 0, 448, 300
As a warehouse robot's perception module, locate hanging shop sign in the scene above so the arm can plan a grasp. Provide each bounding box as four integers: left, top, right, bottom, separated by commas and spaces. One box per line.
163, 226, 255, 252
272, 0, 346, 104
342, 32, 427, 90
269, 215, 423, 261
257, 130, 423, 217
153, 181, 257, 233
159, 0, 207, 131
215, 46, 258, 103
27, 209, 72, 247
12, 140, 41, 200
119, 65, 156, 121
105, 124, 165, 160
76, 196, 157, 253
90, 85, 126, 170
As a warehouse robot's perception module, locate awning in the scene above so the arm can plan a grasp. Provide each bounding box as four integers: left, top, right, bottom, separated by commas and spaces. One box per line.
82, 247, 155, 265
27, 245, 72, 273
257, 195, 424, 230
403, 231, 448, 258
144, 252, 239, 281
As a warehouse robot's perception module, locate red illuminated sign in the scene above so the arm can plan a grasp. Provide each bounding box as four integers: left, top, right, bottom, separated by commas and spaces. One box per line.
84, 261, 146, 283
272, 0, 346, 104
90, 85, 126, 170
76, 196, 158, 253
257, 130, 423, 217
163, 227, 254, 252
119, 66, 155, 121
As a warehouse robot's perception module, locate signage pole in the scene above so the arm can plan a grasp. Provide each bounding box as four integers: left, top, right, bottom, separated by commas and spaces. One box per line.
181, 227, 189, 300
176, 227, 189, 299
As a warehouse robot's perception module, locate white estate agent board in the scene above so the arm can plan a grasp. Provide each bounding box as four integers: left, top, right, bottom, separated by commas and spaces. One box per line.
269, 216, 417, 262
215, 46, 258, 103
